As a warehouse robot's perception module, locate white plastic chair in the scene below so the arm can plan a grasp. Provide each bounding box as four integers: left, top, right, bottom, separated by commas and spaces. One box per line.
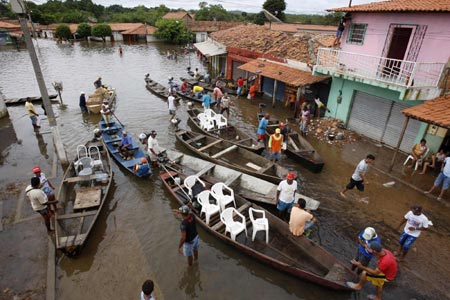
89, 146, 103, 171
75, 145, 89, 169
211, 182, 236, 211
197, 113, 208, 126
249, 207, 269, 243
196, 190, 220, 225
77, 157, 93, 177
220, 207, 247, 241
184, 175, 205, 199
404, 147, 430, 171
214, 114, 227, 129
204, 109, 216, 120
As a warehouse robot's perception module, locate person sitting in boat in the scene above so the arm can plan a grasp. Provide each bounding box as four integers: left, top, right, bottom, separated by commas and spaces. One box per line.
193, 68, 200, 78
289, 198, 316, 237
138, 133, 148, 145
94, 77, 102, 89
135, 157, 150, 177
192, 85, 204, 99
92, 128, 102, 142
144, 73, 151, 83
180, 80, 188, 94
100, 99, 111, 129
119, 130, 134, 160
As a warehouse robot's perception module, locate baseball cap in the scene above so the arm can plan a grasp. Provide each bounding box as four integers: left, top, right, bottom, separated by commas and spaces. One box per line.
362, 227, 377, 240
286, 172, 295, 180
369, 241, 382, 252
275, 128, 281, 134
138, 133, 147, 140
179, 205, 190, 215
80, 91, 85, 94
141, 157, 147, 163
32, 166, 41, 173
280, 122, 285, 127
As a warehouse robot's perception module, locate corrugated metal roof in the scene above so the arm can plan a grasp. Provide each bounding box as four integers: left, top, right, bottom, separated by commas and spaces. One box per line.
238, 59, 329, 87
194, 40, 227, 57
402, 94, 450, 128
330, 0, 450, 12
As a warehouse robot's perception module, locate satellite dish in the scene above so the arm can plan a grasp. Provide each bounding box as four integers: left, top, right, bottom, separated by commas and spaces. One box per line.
262, 9, 283, 23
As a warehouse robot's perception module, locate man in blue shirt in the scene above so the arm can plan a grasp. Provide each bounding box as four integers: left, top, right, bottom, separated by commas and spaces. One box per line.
202, 92, 211, 110
352, 227, 381, 274
257, 113, 270, 147
119, 130, 133, 160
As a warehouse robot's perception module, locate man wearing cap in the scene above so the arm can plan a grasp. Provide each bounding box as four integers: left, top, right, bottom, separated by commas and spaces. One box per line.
25, 97, 40, 130
100, 100, 111, 129
276, 172, 297, 220
25, 177, 58, 233
178, 205, 199, 266
147, 131, 162, 165
119, 130, 133, 160
396, 205, 429, 261
347, 241, 397, 300
134, 157, 150, 177
33, 166, 59, 212
341, 154, 376, 199
268, 128, 283, 162
79, 92, 87, 113
353, 227, 382, 274
289, 198, 316, 236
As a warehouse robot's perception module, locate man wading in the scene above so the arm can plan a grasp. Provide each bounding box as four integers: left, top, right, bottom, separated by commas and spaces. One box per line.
178, 205, 199, 266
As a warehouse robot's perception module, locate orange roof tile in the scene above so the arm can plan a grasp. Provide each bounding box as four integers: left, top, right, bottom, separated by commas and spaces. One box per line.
402, 94, 450, 128
189, 21, 244, 33
0, 21, 20, 30
210, 24, 319, 64
238, 59, 329, 86
330, 0, 450, 12
109, 23, 143, 31
121, 24, 157, 35
264, 23, 337, 33
163, 12, 192, 19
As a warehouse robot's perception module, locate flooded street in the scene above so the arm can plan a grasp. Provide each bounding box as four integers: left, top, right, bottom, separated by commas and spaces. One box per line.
1, 39, 450, 300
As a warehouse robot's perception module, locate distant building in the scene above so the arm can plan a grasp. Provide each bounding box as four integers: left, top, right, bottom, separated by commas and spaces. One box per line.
162, 11, 194, 27
190, 21, 244, 42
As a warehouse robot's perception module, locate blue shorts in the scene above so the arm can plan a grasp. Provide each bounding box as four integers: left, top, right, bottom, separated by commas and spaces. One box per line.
434, 172, 450, 190
399, 232, 417, 251
269, 152, 281, 161
336, 30, 343, 38
277, 200, 294, 213
183, 235, 199, 257
42, 186, 52, 196
237, 87, 242, 95
30, 115, 38, 125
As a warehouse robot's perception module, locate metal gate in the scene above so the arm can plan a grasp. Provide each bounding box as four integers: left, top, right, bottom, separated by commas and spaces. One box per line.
232, 61, 246, 81
348, 91, 422, 152
262, 77, 285, 101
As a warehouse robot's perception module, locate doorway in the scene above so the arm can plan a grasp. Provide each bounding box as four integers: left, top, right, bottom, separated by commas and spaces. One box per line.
383, 27, 413, 77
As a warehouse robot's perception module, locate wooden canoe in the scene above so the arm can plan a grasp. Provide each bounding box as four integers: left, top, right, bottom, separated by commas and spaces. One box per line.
175, 130, 290, 184
3, 94, 59, 106
180, 76, 238, 95
55, 139, 113, 255
86, 87, 116, 114
100, 118, 151, 178
187, 107, 264, 154
176, 90, 216, 105
160, 168, 355, 290
145, 77, 181, 101
164, 150, 320, 209
257, 108, 325, 173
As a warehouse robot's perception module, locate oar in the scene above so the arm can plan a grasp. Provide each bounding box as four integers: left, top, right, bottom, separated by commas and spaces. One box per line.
111, 111, 124, 128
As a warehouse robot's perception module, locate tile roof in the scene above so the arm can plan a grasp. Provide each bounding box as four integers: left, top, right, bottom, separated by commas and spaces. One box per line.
210, 24, 319, 64
0, 21, 20, 30
402, 94, 450, 128
330, 0, 450, 12
109, 23, 143, 31
189, 21, 244, 33
162, 12, 192, 19
264, 23, 337, 33
238, 59, 329, 86
121, 24, 157, 35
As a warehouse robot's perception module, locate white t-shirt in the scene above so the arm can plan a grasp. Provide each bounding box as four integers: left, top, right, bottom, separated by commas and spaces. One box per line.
168, 96, 176, 111
38, 172, 50, 189
277, 180, 298, 203
403, 211, 429, 237
147, 136, 160, 157
352, 159, 368, 181
140, 291, 155, 300
443, 157, 450, 177
25, 185, 48, 211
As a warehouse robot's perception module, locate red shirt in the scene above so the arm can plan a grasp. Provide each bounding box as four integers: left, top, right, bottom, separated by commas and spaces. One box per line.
378, 249, 397, 280
237, 78, 244, 87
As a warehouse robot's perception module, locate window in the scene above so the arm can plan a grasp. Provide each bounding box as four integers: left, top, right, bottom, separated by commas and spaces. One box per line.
347, 23, 368, 45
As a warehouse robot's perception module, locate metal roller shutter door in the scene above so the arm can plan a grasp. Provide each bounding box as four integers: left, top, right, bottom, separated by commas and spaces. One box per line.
348, 92, 392, 141
232, 61, 245, 81
382, 102, 423, 152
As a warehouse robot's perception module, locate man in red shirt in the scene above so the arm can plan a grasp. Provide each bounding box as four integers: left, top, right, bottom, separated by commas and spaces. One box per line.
346, 241, 397, 300
236, 76, 244, 98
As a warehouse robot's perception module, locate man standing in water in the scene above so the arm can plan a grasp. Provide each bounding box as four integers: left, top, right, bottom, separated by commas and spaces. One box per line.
340, 154, 375, 199
257, 113, 270, 147
168, 93, 176, 122
79, 92, 87, 113
178, 205, 199, 266
25, 98, 40, 130
396, 205, 429, 261
25, 177, 58, 233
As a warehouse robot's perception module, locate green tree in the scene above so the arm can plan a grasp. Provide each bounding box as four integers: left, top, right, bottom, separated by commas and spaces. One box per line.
263, 0, 286, 22
77, 23, 91, 39
253, 11, 266, 25
55, 24, 72, 40
92, 23, 112, 42
154, 19, 191, 44
195, 3, 230, 21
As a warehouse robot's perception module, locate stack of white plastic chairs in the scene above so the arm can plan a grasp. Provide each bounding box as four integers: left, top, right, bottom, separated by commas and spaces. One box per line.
197, 109, 227, 131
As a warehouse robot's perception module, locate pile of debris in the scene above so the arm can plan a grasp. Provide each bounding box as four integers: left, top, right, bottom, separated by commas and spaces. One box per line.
308, 117, 360, 145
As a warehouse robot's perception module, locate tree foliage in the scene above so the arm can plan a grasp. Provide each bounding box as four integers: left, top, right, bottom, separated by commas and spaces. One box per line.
77, 23, 91, 39
262, 0, 286, 22
55, 24, 72, 40
92, 23, 111, 42
154, 19, 191, 44
195, 3, 230, 21
286, 13, 343, 25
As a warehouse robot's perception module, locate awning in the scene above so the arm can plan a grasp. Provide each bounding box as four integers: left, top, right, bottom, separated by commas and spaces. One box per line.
194, 40, 226, 57
401, 94, 450, 129
238, 59, 329, 86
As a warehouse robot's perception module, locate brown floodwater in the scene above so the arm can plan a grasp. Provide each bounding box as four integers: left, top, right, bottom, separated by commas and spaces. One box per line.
1, 39, 449, 300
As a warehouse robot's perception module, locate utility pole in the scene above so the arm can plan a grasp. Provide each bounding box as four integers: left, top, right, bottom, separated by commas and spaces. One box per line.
12, 0, 68, 166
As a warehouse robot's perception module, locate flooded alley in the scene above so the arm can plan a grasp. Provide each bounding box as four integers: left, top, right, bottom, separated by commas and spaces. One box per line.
1, 39, 450, 300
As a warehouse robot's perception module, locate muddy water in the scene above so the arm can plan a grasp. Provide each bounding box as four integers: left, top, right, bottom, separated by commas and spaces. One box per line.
1, 40, 449, 300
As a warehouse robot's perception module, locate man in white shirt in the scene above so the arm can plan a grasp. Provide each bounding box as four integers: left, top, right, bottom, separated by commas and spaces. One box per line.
396, 205, 428, 260
140, 279, 155, 300
168, 93, 176, 121
340, 154, 375, 198
276, 172, 298, 220
147, 130, 162, 165
25, 177, 58, 233
425, 155, 450, 201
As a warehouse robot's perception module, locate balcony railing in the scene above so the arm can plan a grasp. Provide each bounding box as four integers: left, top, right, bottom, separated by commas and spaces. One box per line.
315, 48, 445, 89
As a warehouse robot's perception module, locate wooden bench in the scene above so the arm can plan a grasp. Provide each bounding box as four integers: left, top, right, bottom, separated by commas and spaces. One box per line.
257, 162, 275, 174
74, 187, 102, 210
58, 233, 87, 248
104, 137, 122, 144
211, 145, 238, 159
194, 163, 215, 177
197, 140, 222, 152
185, 134, 205, 144
57, 210, 97, 220
64, 174, 98, 183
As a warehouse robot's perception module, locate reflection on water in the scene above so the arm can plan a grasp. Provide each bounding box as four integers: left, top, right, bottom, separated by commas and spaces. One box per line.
178, 264, 202, 298
34, 131, 48, 159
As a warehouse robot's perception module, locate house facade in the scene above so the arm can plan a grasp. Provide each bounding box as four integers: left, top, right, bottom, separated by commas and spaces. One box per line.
313, 0, 450, 153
